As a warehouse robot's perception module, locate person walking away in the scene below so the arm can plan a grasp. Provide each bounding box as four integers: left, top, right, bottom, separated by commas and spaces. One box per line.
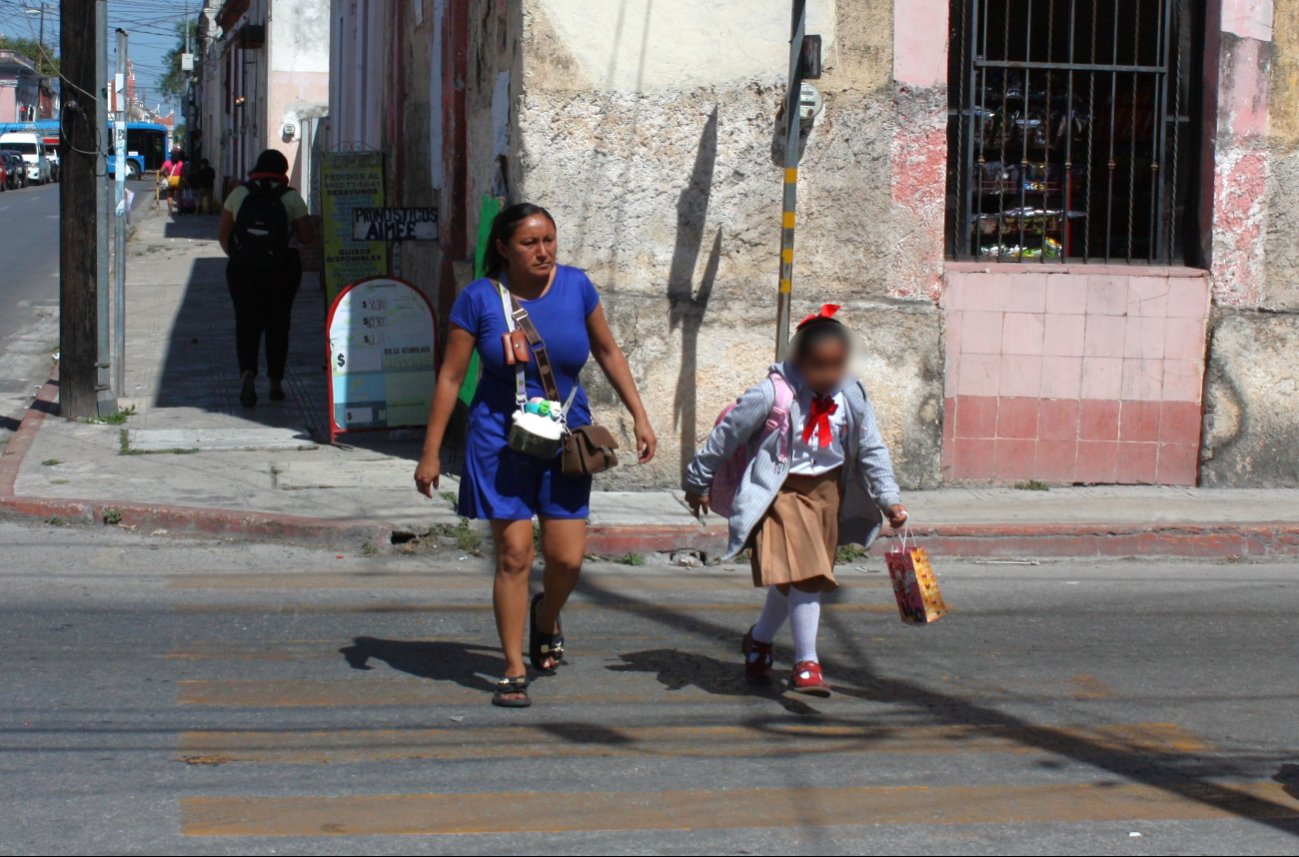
414, 203, 657, 708
217, 149, 316, 408
160, 149, 185, 218
683, 305, 909, 695
195, 159, 217, 215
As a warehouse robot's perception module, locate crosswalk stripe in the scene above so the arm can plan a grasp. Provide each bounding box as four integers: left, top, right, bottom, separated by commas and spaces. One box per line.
175, 721, 1209, 766
180, 781, 1299, 836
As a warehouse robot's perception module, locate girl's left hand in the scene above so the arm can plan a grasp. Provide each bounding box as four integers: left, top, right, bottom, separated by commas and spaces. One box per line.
634, 418, 657, 463
887, 504, 909, 530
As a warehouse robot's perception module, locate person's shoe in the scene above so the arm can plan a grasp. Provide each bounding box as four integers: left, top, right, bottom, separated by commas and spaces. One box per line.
239, 375, 257, 408
741, 626, 775, 684
269, 380, 286, 402
788, 660, 831, 696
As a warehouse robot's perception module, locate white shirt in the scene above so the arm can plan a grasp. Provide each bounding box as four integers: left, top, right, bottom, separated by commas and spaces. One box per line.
788, 389, 848, 476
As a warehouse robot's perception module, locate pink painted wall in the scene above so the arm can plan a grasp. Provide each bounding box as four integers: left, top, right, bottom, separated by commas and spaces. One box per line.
943, 267, 1211, 485
0, 89, 15, 122
892, 0, 948, 87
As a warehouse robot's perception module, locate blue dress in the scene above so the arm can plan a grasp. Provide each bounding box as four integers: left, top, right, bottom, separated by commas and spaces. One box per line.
449, 266, 600, 520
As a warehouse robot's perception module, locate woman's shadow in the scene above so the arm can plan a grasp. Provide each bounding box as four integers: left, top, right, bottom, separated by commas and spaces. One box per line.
340, 637, 501, 692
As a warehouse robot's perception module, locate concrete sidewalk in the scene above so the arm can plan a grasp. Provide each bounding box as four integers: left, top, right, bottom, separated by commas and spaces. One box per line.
4, 207, 1299, 557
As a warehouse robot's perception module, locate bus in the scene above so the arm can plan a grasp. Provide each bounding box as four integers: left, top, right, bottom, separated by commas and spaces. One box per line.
0, 119, 171, 180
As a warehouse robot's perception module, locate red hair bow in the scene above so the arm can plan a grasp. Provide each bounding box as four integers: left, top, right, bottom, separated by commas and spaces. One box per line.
798, 303, 841, 329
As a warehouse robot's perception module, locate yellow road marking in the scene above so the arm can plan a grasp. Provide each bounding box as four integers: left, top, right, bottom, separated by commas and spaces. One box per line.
181, 781, 1299, 836
175, 721, 1209, 765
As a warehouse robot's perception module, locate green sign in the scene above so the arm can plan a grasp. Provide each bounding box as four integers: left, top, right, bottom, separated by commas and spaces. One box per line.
319, 151, 388, 301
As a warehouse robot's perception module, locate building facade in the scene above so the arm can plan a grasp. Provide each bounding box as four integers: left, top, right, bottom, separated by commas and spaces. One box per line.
0, 50, 41, 123
193, 0, 330, 202
329, 0, 1298, 491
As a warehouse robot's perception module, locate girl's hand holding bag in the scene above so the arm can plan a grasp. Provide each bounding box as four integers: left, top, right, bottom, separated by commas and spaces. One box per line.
495, 281, 619, 476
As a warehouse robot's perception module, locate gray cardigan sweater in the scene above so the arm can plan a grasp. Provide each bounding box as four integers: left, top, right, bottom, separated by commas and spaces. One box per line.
683, 363, 903, 561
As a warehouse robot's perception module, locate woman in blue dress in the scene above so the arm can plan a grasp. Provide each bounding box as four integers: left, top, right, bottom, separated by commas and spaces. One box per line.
415, 203, 656, 708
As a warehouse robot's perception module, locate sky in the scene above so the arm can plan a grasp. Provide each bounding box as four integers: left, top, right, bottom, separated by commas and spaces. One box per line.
0, 0, 195, 117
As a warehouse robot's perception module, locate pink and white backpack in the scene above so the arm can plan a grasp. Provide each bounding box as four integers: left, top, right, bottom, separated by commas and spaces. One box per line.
708, 372, 795, 518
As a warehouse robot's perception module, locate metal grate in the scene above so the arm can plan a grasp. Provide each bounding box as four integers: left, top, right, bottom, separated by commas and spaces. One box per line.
945, 0, 1202, 264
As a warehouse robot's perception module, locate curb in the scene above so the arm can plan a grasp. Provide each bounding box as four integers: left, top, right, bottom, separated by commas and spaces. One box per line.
5, 375, 1299, 558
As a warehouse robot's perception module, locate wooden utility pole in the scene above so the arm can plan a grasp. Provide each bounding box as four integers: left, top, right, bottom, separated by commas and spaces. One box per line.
59, 0, 112, 418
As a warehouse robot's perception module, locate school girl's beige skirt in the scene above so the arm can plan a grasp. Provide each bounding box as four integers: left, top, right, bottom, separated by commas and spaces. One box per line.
749, 468, 842, 590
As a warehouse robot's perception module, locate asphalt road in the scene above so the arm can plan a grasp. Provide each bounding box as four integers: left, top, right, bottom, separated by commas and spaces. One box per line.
0, 181, 60, 435
1, 520, 1297, 854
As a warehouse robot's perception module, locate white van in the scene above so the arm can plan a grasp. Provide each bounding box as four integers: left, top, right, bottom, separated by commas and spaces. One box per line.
0, 132, 51, 184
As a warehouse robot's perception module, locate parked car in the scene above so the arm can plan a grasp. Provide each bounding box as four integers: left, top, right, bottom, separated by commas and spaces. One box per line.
0, 152, 27, 189
0, 132, 51, 184
0, 157, 6, 191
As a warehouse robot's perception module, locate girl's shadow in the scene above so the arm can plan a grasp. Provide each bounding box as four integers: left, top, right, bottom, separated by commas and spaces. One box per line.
340, 637, 501, 692
610, 648, 821, 715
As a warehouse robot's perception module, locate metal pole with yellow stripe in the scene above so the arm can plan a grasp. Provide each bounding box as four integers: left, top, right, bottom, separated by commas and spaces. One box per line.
774, 0, 808, 362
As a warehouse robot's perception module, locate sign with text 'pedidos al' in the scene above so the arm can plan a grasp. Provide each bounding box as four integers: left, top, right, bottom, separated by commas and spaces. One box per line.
352, 207, 439, 242
319, 151, 388, 301
326, 277, 438, 443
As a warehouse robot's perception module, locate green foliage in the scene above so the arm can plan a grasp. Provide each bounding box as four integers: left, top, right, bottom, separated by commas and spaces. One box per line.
102, 508, 123, 526
432, 519, 483, 555
0, 35, 59, 78
40, 458, 60, 467
619, 552, 645, 566
836, 543, 868, 564
1014, 479, 1051, 492
158, 22, 198, 101
99, 405, 137, 426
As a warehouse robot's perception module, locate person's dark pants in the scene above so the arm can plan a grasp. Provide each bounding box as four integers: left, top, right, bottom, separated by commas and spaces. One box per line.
226, 252, 302, 381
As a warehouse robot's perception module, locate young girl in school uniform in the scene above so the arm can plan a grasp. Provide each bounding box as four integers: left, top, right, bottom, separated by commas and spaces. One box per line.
683, 305, 909, 695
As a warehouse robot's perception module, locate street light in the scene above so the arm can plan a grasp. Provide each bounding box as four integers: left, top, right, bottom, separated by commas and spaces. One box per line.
24, 3, 46, 68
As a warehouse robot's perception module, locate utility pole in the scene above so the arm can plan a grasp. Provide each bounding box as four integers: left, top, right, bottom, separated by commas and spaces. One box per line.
113, 29, 128, 398
774, 0, 807, 362
58, 0, 114, 418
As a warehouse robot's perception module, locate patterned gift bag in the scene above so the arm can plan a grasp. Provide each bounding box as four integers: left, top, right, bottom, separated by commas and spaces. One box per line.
884, 526, 948, 625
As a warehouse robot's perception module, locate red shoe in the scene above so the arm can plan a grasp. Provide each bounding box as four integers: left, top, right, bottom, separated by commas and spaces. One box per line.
741, 627, 774, 684
789, 660, 831, 696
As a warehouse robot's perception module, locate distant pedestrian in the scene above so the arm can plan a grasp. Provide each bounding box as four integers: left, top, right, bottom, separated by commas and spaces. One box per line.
683, 305, 909, 696
414, 202, 657, 708
194, 159, 216, 214
160, 148, 185, 217
217, 149, 316, 408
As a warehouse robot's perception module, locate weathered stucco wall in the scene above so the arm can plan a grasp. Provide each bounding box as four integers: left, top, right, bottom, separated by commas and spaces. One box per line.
1202, 1, 1299, 485
268, 0, 330, 180
516, 0, 941, 489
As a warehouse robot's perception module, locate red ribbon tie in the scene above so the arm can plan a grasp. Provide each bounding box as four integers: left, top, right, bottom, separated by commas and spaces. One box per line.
802, 396, 839, 449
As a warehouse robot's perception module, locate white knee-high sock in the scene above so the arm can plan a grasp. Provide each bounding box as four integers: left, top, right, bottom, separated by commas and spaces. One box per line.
788, 587, 822, 663
750, 587, 789, 643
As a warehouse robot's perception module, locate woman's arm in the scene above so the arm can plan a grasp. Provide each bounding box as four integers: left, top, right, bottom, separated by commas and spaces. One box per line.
218, 208, 235, 256
586, 304, 656, 463
414, 326, 477, 497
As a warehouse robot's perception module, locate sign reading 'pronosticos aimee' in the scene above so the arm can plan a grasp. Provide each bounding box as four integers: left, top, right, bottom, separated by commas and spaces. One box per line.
326, 277, 438, 442
352, 207, 439, 242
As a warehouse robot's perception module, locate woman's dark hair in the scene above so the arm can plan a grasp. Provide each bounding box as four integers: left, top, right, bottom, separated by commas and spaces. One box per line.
484, 203, 556, 276
791, 317, 852, 361
251, 148, 289, 176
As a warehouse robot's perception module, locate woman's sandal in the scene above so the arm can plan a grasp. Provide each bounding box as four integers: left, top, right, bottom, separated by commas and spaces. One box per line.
529, 592, 565, 672
491, 675, 531, 708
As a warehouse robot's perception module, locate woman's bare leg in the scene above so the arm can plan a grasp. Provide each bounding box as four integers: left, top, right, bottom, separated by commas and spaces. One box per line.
534, 518, 587, 650
490, 519, 536, 678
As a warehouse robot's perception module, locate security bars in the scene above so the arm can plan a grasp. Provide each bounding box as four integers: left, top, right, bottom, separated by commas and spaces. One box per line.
945, 0, 1201, 264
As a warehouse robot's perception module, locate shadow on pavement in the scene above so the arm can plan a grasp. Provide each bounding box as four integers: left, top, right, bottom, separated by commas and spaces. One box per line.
339, 636, 499, 692
611, 648, 820, 715
581, 576, 1299, 836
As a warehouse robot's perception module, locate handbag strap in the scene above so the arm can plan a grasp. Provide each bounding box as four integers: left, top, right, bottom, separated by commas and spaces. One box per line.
494, 279, 563, 407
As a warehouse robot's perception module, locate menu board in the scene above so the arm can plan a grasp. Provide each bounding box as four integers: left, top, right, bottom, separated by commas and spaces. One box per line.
326, 277, 437, 441
319, 151, 389, 301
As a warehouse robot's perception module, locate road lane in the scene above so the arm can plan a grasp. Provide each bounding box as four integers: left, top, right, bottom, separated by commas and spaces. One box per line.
0, 521, 1297, 854
0, 182, 60, 433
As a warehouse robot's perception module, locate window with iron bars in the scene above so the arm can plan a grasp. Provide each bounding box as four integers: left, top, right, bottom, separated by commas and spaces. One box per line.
945, 0, 1205, 265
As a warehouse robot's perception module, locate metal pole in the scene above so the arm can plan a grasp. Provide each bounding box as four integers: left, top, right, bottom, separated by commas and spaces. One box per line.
774, 0, 806, 362
95, 0, 117, 415
113, 29, 128, 398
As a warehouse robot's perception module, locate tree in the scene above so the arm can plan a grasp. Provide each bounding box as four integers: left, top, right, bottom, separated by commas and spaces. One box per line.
0, 34, 59, 78
159, 21, 198, 101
